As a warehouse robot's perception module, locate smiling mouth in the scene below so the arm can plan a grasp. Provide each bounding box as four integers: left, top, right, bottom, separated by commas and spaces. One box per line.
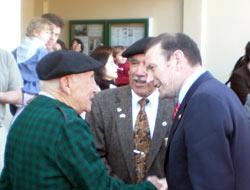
132, 76, 146, 84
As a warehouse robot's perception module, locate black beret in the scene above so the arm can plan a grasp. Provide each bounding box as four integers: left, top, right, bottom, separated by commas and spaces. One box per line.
36, 50, 103, 80
122, 37, 153, 58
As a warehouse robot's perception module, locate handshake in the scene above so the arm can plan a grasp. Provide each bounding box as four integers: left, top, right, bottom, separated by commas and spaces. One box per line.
147, 176, 168, 190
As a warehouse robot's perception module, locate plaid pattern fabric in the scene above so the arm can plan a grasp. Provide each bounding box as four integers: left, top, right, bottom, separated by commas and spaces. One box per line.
0, 95, 156, 190
134, 98, 151, 182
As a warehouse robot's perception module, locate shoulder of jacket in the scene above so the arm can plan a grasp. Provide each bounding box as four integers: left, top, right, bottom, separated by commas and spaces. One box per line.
54, 103, 78, 123
95, 86, 128, 99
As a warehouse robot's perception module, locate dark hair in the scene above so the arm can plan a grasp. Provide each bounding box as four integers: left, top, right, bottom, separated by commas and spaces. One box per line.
56, 39, 67, 50
70, 38, 84, 53
243, 41, 250, 63
90, 47, 113, 90
93, 45, 113, 54
41, 13, 64, 28
225, 41, 250, 84
147, 33, 202, 65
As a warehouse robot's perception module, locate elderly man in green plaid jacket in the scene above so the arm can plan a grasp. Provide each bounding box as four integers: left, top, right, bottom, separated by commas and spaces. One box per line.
0, 51, 166, 190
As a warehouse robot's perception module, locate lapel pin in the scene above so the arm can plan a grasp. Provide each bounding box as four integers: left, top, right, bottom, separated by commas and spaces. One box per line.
119, 113, 126, 118
117, 107, 122, 112
178, 114, 182, 120
162, 121, 167, 127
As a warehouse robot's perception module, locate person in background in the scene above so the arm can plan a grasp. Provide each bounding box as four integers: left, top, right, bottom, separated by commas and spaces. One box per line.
3, 13, 64, 115
0, 49, 22, 173
113, 45, 130, 86
70, 38, 84, 53
0, 50, 165, 190
225, 41, 250, 85
227, 41, 250, 104
42, 13, 64, 52
145, 32, 250, 190
86, 37, 175, 184
54, 39, 67, 50
0, 17, 51, 116
90, 46, 118, 90
12, 17, 51, 96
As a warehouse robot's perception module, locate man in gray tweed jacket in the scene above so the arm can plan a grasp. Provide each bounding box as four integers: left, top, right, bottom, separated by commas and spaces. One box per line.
86, 37, 175, 184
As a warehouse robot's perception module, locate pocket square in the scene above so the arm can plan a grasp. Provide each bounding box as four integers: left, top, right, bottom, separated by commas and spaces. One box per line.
164, 137, 168, 147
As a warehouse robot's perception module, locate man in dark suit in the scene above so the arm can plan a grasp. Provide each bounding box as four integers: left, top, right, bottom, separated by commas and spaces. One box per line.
0, 50, 163, 189
86, 37, 175, 184
145, 33, 250, 190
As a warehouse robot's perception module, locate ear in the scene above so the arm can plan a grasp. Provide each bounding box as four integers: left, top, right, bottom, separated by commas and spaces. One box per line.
173, 50, 184, 62
59, 76, 71, 95
173, 50, 185, 70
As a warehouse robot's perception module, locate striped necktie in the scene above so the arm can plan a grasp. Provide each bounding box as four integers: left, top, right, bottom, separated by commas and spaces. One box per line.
172, 102, 180, 120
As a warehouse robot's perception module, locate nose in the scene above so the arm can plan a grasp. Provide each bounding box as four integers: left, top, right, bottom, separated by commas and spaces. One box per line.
93, 83, 101, 95
50, 33, 57, 41
135, 63, 146, 75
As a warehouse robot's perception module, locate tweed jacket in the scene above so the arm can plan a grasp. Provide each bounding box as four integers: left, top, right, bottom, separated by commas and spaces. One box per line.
0, 95, 156, 190
86, 86, 175, 183
165, 72, 250, 190
230, 64, 250, 104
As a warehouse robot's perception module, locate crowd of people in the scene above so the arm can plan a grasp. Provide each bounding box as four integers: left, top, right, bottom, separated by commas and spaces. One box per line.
0, 12, 249, 190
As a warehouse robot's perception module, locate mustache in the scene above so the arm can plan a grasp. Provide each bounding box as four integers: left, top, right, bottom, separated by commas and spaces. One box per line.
132, 76, 147, 83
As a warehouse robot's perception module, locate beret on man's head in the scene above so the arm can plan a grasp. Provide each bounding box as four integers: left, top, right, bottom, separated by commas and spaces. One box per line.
36, 50, 103, 80
122, 37, 153, 58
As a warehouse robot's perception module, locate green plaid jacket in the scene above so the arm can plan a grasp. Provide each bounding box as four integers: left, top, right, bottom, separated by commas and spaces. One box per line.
0, 95, 156, 190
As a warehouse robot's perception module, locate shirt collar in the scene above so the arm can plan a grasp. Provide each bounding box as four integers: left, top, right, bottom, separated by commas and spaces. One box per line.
131, 88, 159, 105
39, 91, 55, 99
178, 67, 206, 104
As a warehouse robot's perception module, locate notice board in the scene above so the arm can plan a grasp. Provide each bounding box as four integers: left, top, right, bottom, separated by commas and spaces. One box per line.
69, 19, 149, 55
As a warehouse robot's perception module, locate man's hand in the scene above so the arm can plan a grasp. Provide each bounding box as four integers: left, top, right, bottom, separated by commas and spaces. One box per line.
147, 176, 168, 190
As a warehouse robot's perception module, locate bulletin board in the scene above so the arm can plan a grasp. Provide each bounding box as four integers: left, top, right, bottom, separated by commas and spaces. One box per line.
108, 19, 148, 47
69, 19, 148, 55
69, 20, 106, 55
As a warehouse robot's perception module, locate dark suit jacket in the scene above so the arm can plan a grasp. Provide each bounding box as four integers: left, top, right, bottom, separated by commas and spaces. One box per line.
0, 95, 155, 190
230, 64, 250, 104
86, 86, 175, 183
165, 72, 250, 190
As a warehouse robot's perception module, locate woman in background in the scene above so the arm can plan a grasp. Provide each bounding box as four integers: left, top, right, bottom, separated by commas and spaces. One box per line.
90, 46, 118, 90
70, 38, 84, 53
228, 41, 250, 104
54, 39, 67, 50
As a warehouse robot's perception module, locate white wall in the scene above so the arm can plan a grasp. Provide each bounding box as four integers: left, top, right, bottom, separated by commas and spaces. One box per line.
47, 0, 183, 45
184, 0, 250, 82
205, 0, 250, 82
0, 0, 21, 51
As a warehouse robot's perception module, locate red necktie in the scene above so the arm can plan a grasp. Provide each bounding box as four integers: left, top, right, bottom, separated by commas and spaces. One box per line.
172, 102, 180, 120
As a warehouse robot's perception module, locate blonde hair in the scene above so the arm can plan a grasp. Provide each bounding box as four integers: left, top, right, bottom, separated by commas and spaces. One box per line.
26, 17, 52, 37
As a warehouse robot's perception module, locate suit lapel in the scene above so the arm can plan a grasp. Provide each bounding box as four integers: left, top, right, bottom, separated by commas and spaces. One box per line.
146, 97, 172, 171
165, 72, 213, 163
115, 86, 135, 180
